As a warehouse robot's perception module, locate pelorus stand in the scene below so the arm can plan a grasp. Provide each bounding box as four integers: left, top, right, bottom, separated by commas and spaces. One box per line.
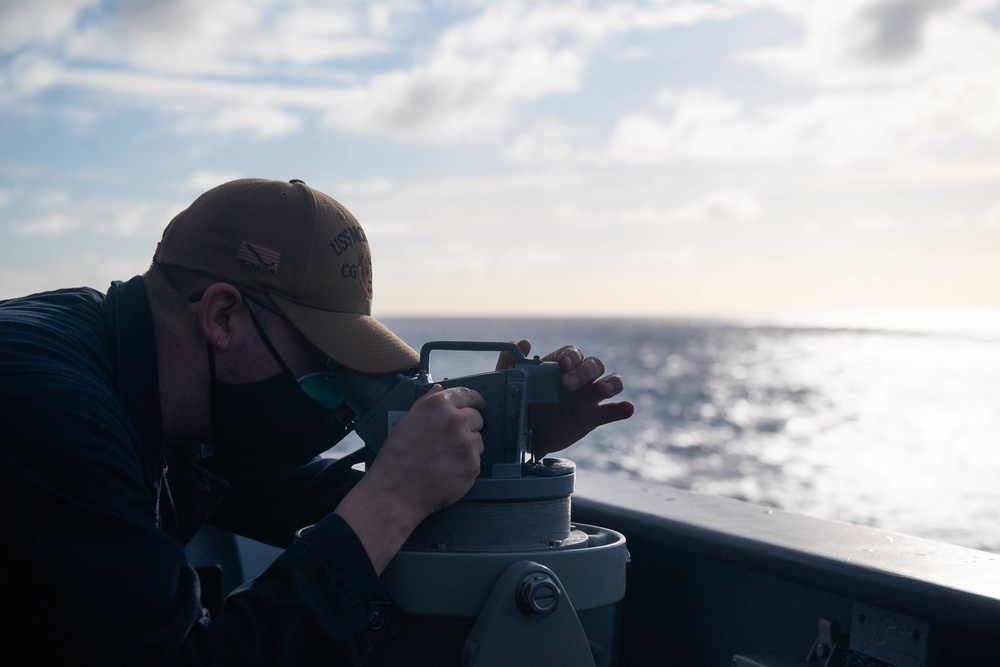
346, 342, 629, 667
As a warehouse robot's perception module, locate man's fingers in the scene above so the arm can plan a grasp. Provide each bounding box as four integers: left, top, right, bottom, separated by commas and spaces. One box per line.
424, 384, 486, 409
495, 339, 532, 370
463, 405, 485, 433
550, 345, 583, 368
576, 400, 636, 433
594, 373, 625, 398
575, 375, 630, 410
601, 400, 636, 424
448, 385, 486, 410
563, 356, 607, 391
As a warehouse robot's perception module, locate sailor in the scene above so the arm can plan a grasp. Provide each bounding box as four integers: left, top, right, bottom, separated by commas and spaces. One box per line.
0, 178, 633, 665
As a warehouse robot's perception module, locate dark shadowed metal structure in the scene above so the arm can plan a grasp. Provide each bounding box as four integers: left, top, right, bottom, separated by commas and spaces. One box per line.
188, 469, 1000, 666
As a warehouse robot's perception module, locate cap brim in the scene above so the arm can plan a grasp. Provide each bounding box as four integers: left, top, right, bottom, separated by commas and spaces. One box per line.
270, 295, 419, 374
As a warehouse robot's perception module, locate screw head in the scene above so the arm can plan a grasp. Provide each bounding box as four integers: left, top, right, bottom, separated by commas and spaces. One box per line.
517, 572, 561, 617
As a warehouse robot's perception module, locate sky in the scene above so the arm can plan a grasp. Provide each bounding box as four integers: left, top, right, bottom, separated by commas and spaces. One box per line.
1, 0, 998, 320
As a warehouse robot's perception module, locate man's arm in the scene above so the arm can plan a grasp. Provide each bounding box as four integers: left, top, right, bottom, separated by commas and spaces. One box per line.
334, 384, 485, 574
1, 374, 395, 665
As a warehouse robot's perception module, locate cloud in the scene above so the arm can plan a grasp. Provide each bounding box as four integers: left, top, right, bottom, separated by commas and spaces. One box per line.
499, 245, 564, 266
334, 177, 395, 197
14, 197, 166, 236
552, 188, 761, 227
625, 244, 698, 267
175, 104, 304, 138
749, 0, 965, 73
0, 0, 758, 142
0, 0, 97, 52
0, 54, 66, 104
828, 158, 1000, 188
742, 0, 998, 86
14, 0, 994, 159
606, 90, 747, 164
503, 121, 596, 162
856, 0, 959, 63
62, 1, 392, 75
605, 66, 1000, 167
850, 214, 901, 232
399, 170, 579, 199
665, 188, 761, 225
422, 241, 492, 277
0, 252, 153, 300
591, 0, 1000, 169
332, 0, 753, 141
13, 213, 78, 236
185, 170, 246, 192
984, 200, 1000, 229
359, 221, 413, 240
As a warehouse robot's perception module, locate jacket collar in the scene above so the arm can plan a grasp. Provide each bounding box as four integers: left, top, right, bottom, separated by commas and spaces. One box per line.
104, 277, 228, 545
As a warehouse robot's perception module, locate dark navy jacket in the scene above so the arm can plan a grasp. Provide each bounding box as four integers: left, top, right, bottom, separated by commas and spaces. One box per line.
0, 277, 395, 665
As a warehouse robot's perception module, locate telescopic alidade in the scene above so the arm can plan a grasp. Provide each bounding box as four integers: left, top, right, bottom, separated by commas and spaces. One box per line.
340, 341, 629, 667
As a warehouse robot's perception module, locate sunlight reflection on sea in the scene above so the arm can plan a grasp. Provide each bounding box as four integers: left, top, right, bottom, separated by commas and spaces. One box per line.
375, 316, 1000, 553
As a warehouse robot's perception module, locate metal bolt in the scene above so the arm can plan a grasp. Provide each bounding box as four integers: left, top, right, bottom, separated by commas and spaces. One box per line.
366, 608, 384, 631
517, 572, 561, 617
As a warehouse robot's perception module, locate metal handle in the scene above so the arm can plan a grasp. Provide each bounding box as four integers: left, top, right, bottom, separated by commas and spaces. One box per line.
419, 340, 526, 372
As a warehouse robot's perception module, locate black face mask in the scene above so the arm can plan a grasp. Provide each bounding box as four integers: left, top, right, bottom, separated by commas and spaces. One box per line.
207, 303, 352, 475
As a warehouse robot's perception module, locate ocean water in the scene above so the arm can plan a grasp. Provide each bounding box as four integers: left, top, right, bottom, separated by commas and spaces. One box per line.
371, 315, 1000, 553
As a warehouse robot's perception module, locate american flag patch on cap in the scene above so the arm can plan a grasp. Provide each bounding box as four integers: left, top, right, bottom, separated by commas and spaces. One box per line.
237, 242, 280, 274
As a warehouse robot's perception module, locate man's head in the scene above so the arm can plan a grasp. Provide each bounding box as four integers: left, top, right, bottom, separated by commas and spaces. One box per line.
153, 178, 418, 374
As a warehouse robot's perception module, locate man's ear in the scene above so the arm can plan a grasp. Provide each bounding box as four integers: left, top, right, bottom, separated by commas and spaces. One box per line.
197, 283, 244, 352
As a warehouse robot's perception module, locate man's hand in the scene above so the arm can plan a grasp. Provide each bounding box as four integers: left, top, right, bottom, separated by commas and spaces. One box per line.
334, 385, 485, 573
498, 340, 634, 457
370, 385, 486, 516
